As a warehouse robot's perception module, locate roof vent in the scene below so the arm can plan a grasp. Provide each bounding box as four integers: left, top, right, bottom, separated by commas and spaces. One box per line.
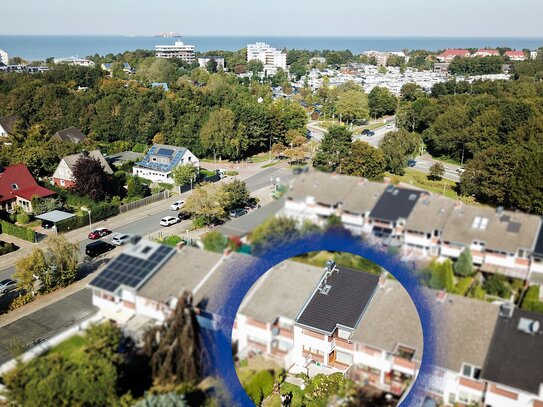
500, 302, 514, 318
326, 260, 336, 273
518, 317, 541, 335
320, 284, 332, 295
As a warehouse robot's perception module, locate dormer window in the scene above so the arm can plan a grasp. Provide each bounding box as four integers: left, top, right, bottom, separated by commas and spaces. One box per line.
11, 183, 18, 190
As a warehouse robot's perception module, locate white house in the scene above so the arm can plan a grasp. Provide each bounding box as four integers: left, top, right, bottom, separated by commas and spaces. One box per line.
132, 144, 199, 184
0, 49, 8, 65
247, 42, 287, 75
53, 57, 95, 67
155, 41, 195, 63
198, 56, 225, 71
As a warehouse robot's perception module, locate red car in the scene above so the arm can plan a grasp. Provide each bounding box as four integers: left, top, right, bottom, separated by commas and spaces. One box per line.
88, 227, 111, 240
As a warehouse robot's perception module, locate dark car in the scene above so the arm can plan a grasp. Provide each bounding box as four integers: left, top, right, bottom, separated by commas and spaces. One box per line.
229, 208, 247, 218
407, 159, 417, 167
88, 227, 112, 240
41, 220, 54, 229
85, 241, 115, 258
178, 211, 191, 221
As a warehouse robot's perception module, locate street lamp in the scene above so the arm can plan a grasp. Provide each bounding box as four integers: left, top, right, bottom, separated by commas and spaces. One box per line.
81, 207, 92, 230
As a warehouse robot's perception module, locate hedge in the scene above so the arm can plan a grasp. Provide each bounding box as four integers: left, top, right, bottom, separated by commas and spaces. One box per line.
521, 286, 543, 313
0, 220, 36, 242
56, 203, 119, 233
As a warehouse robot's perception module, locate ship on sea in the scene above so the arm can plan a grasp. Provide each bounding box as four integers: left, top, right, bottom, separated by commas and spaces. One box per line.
155, 32, 182, 38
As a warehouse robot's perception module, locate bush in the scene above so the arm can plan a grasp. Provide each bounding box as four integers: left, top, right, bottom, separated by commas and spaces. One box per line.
161, 235, 183, 247
454, 247, 474, 277
191, 217, 207, 229
521, 286, 543, 312
226, 171, 239, 176
202, 231, 227, 253
483, 274, 511, 298
452, 277, 474, 296
16, 213, 31, 225
157, 182, 174, 191
0, 241, 18, 256
428, 259, 454, 292
132, 143, 147, 153
0, 220, 36, 242
244, 370, 274, 405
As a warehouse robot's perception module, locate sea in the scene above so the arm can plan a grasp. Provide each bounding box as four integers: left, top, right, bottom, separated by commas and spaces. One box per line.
1, 35, 542, 61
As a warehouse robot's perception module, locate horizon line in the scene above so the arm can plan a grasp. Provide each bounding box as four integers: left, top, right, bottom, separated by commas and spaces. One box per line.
1, 34, 543, 39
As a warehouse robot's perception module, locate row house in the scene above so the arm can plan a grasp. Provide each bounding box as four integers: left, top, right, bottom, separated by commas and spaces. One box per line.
436, 49, 472, 62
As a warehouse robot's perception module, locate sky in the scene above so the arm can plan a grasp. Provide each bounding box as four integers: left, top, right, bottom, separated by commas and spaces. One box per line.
2, 0, 543, 37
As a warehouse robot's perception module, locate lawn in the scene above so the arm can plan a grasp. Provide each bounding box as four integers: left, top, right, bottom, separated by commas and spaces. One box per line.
47, 335, 88, 358
386, 168, 460, 199
294, 251, 382, 274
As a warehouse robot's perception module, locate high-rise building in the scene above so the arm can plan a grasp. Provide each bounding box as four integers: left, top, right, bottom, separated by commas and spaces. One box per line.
155, 41, 195, 63
0, 49, 9, 65
247, 42, 287, 75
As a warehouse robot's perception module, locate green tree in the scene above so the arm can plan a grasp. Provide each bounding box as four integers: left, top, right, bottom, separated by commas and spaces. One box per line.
44, 235, 79, 287
199, 108, 237, 159
220, 179, 251, 211
183, 183, 226, 225
335, 90, 369, 123
313, 126, 352, 172
379, 129, 420, 175
247, 60, 264, 76
251, 217, 300, 255
483, 274, 511, 298
368, 87, 397, 118
202, 231, 228, 253
172, 164, 198, 186
454, 247, 474, 277
428, 162, 445, 180
428, 260, 454, 292
13, 248, 46, 296
341, 140, 385, 179
206, 58, 218, 73
127, 175, 146, 198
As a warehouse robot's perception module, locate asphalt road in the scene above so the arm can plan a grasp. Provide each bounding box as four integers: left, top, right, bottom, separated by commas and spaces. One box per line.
412, 155, 462, 182
0, 165, 294, 283
0, 288, 96, 365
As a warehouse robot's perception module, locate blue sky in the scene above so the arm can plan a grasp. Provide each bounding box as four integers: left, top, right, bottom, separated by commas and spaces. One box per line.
2, 0, 543, 37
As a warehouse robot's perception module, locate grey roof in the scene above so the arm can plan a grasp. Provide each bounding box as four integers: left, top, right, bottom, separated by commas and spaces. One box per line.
533, 224, 543, 257
285, 170, 358, 206
441, 204, 541, 253
35, 210, 76, 223
53, 127, 86, 143
138, 246, 223, 303
352, 279, 424, 361
295, 266, 380, 334
369, 185, 421, 222
239, 261, 324, 323
433, 292, 499, 373
0, 115, 17, 135
482, 308, 543, 395
63, 150, 114, 174
105, 151, 144, 167
405, 193, 457, 233
341, 180, 388, 215
217, 199, 284, 237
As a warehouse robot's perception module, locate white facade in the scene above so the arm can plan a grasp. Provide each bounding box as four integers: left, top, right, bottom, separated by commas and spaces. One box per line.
247, 42, 287, 75
53, 57, 95, 67
133, 148, 199, 184
0, 49, 8, 65
198, 57, 225, 70
155, 41, 195, 63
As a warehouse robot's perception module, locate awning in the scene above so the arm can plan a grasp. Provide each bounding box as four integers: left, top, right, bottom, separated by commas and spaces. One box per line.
35, 210, 76, 223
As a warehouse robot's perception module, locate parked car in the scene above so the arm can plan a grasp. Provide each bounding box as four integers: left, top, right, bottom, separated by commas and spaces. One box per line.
178, 211, 191, 221
0, 279, 17, 294
170, 200, 185, 211
361, 129, 371, 135
456, 167, 466, 174
407, 159, 417, 167
229, 208, 247, 218
386, 123, 394, 129
85, 241, 115, 257
293, 167, 304, 175
41, 220, 54, 229
88, 227, 112, 240
111, 233, 133, 246
160, 216, 179, 227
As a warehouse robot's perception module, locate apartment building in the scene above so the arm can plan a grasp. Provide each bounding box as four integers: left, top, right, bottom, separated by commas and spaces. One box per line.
132, 143, 199, 184
53, 57, 95, 67
155, 41, 195, 63
247, 42, 287, 75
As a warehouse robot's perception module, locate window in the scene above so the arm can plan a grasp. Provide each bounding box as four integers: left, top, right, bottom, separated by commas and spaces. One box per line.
448, 393, 456, 404
60, 179, 65, 186
461, 363, 481, 380
395, 345, 416, 360
517, 249, 525, 258
11, 183, 18, 190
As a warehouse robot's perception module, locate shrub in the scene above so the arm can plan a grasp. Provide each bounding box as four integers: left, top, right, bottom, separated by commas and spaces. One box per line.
0, 241, 18, 256
0, 220, 36, 242
202, 231, 227, 253
16, 213, 31, 225
244, 370, 274, 405
428, 259, 454, 292
483, 274, 511, 298
454, 247, 474, 277
452, 277, 474, 296
226, 171, 239, 176
191, 217, 207, 229
161, 235, 183, 247
157, 182, 174, 191
521, 286, 543, 312
132, 143, 147, 153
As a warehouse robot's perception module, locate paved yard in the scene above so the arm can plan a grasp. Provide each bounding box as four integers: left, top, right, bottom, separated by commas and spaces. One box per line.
0, 288, 96, 365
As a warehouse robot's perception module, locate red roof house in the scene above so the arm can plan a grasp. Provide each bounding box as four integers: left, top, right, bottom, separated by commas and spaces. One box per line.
0, 164, 56, 213
437, 49, 471, 62
504, 50, 526, 61
473, 49, 500, 57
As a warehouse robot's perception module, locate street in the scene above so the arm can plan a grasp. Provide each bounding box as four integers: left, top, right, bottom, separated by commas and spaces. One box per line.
411, 155, 462, 182
0, 164, 294, 282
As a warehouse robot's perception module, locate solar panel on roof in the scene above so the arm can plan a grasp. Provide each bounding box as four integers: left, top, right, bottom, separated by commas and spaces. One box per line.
507, 222, 521, 233
157, 148, 174, 157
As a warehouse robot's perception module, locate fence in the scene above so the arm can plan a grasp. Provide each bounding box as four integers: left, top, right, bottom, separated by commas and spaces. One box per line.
119, 190, 170, 214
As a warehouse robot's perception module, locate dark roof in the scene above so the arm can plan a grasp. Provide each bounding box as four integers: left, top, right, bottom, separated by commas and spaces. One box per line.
53, 127, 86, 143
89, 241, 175, 295
482, 308, 543, 395
0, 115, 17, 135
369, 185, 421, 222
295, 266, 380, 334
534, 225, 543, 256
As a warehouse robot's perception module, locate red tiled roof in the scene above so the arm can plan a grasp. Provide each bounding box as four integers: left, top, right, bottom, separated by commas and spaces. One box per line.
505, 50, 525, 57
0, 164, 55, 203
475, 49, 499, 55
439, 49, 471, 57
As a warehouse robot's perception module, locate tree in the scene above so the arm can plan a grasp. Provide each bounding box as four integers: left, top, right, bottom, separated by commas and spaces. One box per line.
325, 52, 342, 66
368, 87, 397, 118
199, 108, 236, 159
183, 183, 226, 225
428, 162, 445, 180
379, 129, 421, 175
143, 292, 205, 386
172, 164, 198, 186
340, 141, 385, 179
335, 90, 369, 123
247, 60, 264, 76
13, 248, 46, 296
251, 217, 300, 255
454, 247, 474, 277
220, 179, 251, 211
313, 126, 352, 172
428, 260, 454, 292
72, 154, 110, 201
44, 235, 79, 287
202, 231, 228, 253
483, 274, 511, 298
206, 58, 218, 73
127, 175, 147, 198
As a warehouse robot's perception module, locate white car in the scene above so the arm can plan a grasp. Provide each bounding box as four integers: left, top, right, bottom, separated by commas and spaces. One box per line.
456, 167, 466, 174
160, 216, 179, 227
385, 123, 394, 129
170, 200, 185, 210
111, 233, 134, 246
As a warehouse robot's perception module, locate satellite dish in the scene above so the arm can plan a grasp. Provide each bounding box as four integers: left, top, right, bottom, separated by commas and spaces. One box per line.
531, 321, 540, 334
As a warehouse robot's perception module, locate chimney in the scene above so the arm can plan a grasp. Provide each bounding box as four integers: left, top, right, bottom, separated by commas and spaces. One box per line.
326, 260, 336, 273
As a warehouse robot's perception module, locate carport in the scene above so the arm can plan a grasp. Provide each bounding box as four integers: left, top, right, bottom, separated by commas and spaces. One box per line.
35, 210, 76, 230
